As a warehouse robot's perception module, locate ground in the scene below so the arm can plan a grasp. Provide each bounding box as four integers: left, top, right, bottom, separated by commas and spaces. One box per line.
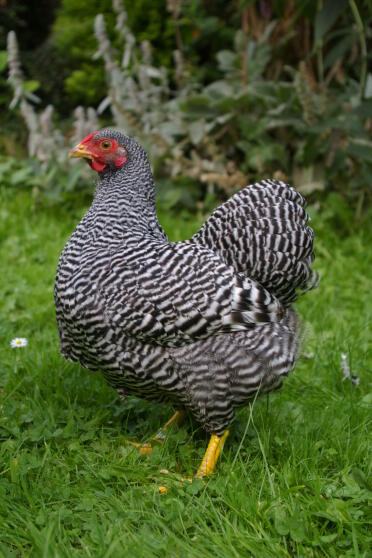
0, 188, 371, 557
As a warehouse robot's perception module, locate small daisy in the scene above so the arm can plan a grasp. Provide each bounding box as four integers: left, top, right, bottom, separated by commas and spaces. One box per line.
10, 338, 28, 349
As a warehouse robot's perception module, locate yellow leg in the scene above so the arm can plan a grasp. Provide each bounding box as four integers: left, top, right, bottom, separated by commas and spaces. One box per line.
123, 410, 186, 455
195, 430, 229, 478
152, 410, 186, 443
159, 431, 229, 494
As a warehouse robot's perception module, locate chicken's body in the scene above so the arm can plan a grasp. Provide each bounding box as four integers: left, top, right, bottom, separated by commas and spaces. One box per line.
55, 129, 317, 466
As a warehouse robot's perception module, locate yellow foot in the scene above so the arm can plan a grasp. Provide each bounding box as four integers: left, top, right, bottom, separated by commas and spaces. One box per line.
152, 410, 186, 443
123, 440, 154, 455
122, 410, 186, 455
195, 430, 229, 478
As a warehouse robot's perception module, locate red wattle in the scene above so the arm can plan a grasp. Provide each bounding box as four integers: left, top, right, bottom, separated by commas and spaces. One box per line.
90, 159, 107, 172
114, 154, 127, 168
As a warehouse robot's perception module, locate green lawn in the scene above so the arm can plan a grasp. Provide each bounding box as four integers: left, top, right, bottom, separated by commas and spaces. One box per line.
0, 188, 371, 557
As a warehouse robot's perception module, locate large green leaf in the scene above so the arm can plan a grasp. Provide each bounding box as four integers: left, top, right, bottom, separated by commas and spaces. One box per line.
188, 120, 205, 145
323, 32, 356, 71
314, 0, 349, 43
205, 80, 235, 99
216, 50, 237, 72
23, 80, 40, 94
347, 139, 372, 163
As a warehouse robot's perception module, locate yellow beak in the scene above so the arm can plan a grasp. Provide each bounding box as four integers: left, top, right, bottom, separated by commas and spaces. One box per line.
69, 143, 93, 160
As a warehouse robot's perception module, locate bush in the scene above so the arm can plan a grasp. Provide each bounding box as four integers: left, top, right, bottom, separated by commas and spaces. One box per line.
52, 0, 175, 108
5, 0, 372, 220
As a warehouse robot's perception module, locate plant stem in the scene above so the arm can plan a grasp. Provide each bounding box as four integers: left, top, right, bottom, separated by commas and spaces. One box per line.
241, 7, 249, 86
317, 40, 324, 84
316, 0, 324, 84
349, 0, 367, 100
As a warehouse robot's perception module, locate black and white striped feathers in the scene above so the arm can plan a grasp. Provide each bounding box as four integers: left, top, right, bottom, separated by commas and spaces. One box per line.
55, 129, 317, 435
191, 180, 318, 305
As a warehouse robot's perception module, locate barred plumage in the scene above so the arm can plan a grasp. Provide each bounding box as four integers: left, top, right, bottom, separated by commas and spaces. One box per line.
55, 129, 318, 437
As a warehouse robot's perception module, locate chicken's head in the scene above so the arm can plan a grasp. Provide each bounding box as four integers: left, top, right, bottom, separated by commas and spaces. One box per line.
69, 130, 128, 172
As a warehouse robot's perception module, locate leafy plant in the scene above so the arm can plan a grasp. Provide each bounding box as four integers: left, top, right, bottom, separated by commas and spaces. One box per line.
5, 0, 372, 218
52, 0, 175, 107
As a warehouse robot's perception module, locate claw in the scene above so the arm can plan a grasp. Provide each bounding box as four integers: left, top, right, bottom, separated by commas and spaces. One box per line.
121, 411, 186, 456
139, 443, 153, 456
122, 439, 153, 455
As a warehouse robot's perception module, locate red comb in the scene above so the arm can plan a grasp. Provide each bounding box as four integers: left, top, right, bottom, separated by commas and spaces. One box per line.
81, 131, 98, 144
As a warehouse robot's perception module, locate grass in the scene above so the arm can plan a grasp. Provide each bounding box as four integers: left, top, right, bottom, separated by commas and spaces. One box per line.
0, 187, 371, 557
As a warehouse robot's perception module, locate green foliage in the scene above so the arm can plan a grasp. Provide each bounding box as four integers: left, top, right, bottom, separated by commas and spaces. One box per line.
0, 50, 9, 107
88, 0, 372, 214
4, 0, 372, 217
0, 1, 27, 50
0, 156, 93, 206
150, 8, 371, 212
314, 0, 349, 43
52, 0, 113, 106
0, 50, 28, 156
65, 65, 105, 105
0, 50, 7, 71
52, 0, 174, 107
0, 188, 371, 556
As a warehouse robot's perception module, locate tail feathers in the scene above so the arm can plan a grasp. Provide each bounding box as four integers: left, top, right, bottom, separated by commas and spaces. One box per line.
295, 267, 320, 299
223, 276, 284, 331
191, 179, 318, 306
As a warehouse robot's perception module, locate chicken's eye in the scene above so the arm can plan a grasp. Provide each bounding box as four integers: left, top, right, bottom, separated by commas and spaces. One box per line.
101, 140, 112, 150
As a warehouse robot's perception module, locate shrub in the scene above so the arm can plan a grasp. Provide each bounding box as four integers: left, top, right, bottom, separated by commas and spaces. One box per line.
5, 0, 372, 218
52, 0, 175, 108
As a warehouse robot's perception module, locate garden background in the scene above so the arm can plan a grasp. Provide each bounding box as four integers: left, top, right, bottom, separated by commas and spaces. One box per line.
0, 1, 371, 556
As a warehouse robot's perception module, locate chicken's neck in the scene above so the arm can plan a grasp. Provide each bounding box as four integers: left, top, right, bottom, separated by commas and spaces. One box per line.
87, 161, 165, 240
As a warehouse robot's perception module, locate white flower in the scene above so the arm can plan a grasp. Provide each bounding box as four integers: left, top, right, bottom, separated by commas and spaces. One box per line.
10, 338, 28, 349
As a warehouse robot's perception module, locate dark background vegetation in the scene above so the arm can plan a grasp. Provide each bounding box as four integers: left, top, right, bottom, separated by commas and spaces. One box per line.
1, 0, 371, 233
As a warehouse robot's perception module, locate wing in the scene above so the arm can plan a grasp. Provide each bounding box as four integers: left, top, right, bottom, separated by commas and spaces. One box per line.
91, 237, 284, 347
191, 179, 319, 305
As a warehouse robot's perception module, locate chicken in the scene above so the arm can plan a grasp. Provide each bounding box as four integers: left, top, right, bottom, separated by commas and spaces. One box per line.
55, 129, 318, 478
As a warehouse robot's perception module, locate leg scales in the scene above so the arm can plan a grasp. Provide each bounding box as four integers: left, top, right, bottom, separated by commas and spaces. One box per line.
195, 430, 229, 478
